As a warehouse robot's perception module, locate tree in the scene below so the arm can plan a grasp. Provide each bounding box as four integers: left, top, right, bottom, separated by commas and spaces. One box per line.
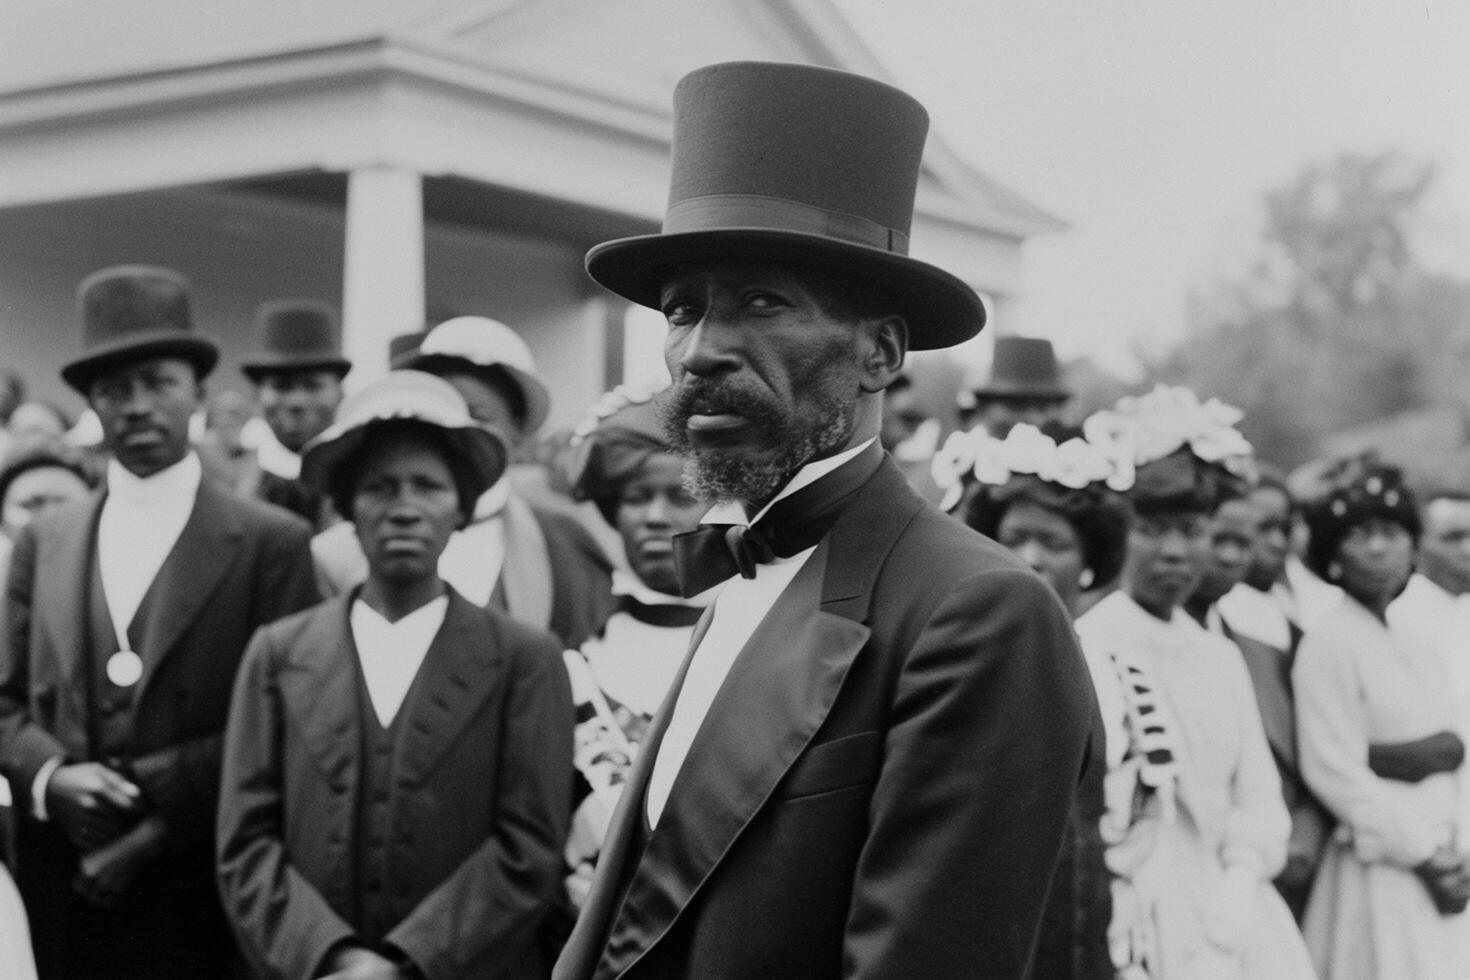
1154, 151, 1470, 470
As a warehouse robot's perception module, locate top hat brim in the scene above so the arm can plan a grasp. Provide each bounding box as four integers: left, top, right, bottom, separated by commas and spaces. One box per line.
61, 331, 219, 393
393, 352, 551, 435
240, 353, 353, 383
586, 229, 986, 352
969, 381, 1072, 401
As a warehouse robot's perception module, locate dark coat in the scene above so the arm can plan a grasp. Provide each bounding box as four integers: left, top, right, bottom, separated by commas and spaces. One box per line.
217, 589, 574, 980
0, 477, 318, 978
553, 455, 1095, 980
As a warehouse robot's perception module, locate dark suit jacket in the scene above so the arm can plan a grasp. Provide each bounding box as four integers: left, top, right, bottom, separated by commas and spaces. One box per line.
217, 589, 574, 980
554, 454, 1094, 980
0, 476, 318, 967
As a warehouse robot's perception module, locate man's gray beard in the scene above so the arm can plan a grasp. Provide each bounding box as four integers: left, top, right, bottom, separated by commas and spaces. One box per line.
675, 402, 855, 508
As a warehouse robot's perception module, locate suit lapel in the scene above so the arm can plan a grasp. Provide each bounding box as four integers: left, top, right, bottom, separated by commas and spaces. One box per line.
37, 495, 105, 686
280, 598, 361, 794
134, 481, 242, 706
393, 591, 505, 784
592, 458, 922, 979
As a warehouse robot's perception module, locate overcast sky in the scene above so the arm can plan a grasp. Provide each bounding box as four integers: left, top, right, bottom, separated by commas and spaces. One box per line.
839, 1, 1470, 375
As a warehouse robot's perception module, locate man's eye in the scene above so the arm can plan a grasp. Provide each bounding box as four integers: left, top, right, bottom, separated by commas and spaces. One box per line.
663, 302, 700, 325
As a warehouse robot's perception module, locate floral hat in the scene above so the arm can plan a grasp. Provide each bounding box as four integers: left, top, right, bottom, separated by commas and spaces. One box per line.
1301, 451, 1420, 579
932, 421, 1134, 515
566, 383, 669, 524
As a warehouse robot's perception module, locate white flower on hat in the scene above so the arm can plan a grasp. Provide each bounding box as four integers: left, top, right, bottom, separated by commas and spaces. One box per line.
1086, 384, 1253, 475
931, 423, 1134, 511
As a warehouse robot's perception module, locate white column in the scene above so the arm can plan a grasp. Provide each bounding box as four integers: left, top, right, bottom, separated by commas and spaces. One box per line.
341, 166, 424, 389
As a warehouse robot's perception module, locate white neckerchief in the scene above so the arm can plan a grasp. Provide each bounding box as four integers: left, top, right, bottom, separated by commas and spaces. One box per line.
437, 478, 512, 605
240, 416, 301, 479
645, 438, 874, 827
98, 453, 202, 650
350, 594, 448, 727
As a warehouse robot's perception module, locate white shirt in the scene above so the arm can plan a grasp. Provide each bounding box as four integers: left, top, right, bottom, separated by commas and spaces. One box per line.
35, 452, 202, 819
646, 439, 874, 826
1217, 582, 1293, 651
350, 595, 448, 727
436, 478, 510, 606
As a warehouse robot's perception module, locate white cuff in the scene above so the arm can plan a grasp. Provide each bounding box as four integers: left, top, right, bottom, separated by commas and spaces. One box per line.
31, 756, 64, 822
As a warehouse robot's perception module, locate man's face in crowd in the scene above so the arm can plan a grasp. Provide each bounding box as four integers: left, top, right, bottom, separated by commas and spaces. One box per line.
89, 356, 201, 478
656, 262, 870, 505
1192, 497, 1262, 607
1418, 497, 1470, 596
1244, 485, 1292, 591
257, 369, 344, 454
971, 396, 1066, 440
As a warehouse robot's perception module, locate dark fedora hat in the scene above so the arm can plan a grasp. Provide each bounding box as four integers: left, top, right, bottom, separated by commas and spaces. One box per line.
240, 299, 351, 382
61, 265, 219, 393
972, 337, 1070, 401
585, 61, 986, 351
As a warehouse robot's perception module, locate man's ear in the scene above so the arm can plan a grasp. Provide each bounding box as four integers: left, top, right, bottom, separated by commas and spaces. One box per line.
859, 315, 908, 394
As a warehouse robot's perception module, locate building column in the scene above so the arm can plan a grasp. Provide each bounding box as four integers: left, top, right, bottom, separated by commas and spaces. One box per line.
341, 165, 424, 388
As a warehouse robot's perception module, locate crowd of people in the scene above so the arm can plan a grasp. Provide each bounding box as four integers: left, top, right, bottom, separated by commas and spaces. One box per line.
1, 59, 1467, 980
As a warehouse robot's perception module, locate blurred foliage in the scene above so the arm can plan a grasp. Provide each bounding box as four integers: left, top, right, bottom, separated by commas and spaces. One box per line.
1147, 150, 1470, 480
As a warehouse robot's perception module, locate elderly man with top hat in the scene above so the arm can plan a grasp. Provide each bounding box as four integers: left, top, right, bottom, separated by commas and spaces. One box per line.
959, 335, 1073, 438
233, 298, 352, 528
552, 62, 1093, 980
0, 266, 320, 979
313, 316, 614, 649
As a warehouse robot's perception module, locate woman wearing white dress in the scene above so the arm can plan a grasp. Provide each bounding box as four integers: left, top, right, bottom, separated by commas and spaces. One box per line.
1078, 385, 1316, 980
559, 386, 711, 910
1294, 454, 1467, 979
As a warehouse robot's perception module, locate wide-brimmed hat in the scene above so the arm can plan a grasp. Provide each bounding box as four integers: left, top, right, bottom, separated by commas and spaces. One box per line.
61, 265, 219, 393
300, 370, 507, 503
240, 299, 351, 382
395, 316, 550, 434
971, 337, 1070, 401
584, 61, 986, 352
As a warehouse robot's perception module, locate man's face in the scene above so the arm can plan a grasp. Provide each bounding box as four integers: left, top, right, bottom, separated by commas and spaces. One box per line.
89, 356, 201, 478
1192, 498, 1263, 607
1418, 497, 1470, 596
656, 263, 868, 505
1244, 485, 1292, 590
256, 369, 344, 453
351, 433, 463, 585
972, 396, 1066, 439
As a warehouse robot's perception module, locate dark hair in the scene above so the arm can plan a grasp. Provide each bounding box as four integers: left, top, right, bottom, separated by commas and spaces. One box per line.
1302, 453, 1421, 580
325, 419, 482, 523
0, 442, 96, 509
962, 475, 1132, 590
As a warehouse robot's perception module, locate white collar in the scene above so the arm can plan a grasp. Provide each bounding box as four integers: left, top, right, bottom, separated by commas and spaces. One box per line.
701, 437, 876, 527
105, 452, 202, 507
472, 475, 513, 522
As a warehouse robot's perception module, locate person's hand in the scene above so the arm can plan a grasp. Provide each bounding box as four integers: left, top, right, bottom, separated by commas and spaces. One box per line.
71, 813, 166, 908
321, 946, 418, 980
1414, 846, 1470, 915
45, 761, 143, 850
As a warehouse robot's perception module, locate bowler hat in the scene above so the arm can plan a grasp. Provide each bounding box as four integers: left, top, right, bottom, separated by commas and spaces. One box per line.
240, 299, 351, 382
61, 265, 219, 393
396, 317, 551, 434
301, 370, 507, 505
585, 61, 986, 351
971, 337, 1070, 401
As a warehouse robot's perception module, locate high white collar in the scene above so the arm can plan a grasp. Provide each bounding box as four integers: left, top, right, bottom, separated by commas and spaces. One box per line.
105, 452, 202, 508
701, 437, 876, 527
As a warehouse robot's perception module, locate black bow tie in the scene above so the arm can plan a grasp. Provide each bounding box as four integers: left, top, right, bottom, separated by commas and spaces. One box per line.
671, 442, 883, 598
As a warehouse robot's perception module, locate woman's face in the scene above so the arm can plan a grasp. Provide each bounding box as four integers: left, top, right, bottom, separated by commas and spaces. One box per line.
1121, 508, 1209, 620
1336, 516, 1414, 609
2, 465, 90, 535
994, 499, 1086, 616
351, 434, 463, 586
617, 453, 704, 595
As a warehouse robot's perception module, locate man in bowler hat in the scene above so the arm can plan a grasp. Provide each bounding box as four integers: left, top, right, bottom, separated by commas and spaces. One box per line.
0, 266, 319, 978
236, 298, 352, 528
959, 335, 1073, 437
553, 62, 1093, 979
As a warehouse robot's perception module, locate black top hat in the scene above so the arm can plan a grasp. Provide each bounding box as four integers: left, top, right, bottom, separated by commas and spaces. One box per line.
585, 61, 986, 351
972, 337, 1070, 400
239, 299, 351, 382
61, 265, 219, 393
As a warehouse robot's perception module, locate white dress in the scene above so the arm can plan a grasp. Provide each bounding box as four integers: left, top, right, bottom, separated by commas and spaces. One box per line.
1296, 594, 1465, 979
1078, 591, 1316, 980
0, 863, 38, 980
